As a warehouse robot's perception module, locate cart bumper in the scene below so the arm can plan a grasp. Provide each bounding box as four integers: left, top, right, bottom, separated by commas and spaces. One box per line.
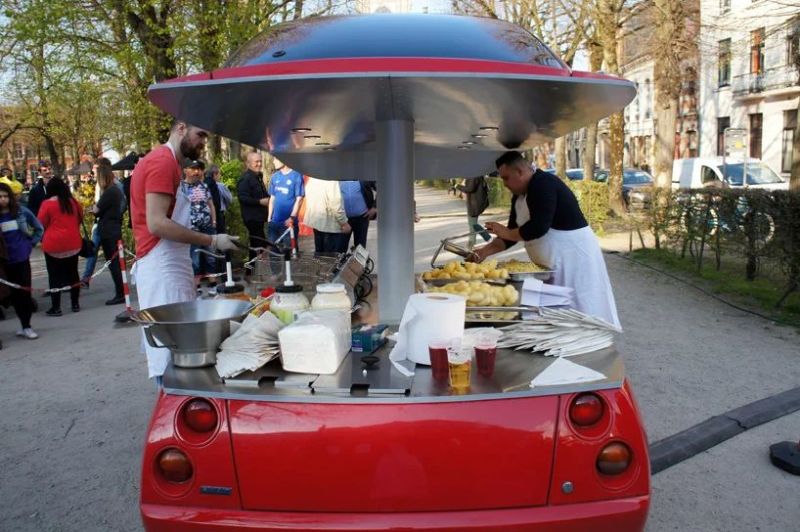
142, 495, 649, 531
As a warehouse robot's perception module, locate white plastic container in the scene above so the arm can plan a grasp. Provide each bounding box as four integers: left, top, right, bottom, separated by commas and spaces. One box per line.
279, 310, 352, 374
311, 283, 351, 311
270, 285, 310, 325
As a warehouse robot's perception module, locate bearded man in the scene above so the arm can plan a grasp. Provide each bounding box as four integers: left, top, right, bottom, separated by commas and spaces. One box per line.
130, 119, 239, 383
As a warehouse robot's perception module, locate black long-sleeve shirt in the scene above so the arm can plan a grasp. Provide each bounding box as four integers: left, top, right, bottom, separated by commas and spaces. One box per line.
96, 184, 124, 240
502, 169, 587, 248
236, 169, 268, 223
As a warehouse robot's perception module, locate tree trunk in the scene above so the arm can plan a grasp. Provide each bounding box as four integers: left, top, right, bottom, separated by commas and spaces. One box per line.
228, 140, 242, 161
596, 0, 627, 215
607, 112, 626, 214
582, 39, 603, 182
555, 136, 567, 179
583, 123, 598, 181
653, 96, 678, 188
791, 98, 800, 191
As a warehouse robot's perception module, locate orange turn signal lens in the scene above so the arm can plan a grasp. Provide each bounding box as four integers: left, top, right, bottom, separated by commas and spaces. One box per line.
157, 448, 193, 483
596, 442, 632, 475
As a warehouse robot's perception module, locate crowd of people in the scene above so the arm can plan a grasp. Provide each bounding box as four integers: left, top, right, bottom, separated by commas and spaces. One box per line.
0, 147, 384, 347
0, 158, 131, 345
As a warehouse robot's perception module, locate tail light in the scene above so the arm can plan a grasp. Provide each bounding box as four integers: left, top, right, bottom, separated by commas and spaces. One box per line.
157, 448, 193, 483
569, 393, 604, 427
596, 442, 632, 475
182, 398, 218, 433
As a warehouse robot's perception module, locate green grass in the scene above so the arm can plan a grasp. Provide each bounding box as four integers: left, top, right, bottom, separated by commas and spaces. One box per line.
630, 248, 800, 328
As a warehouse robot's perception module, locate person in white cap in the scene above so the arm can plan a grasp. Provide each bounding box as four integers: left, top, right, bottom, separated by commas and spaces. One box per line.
130, 119, 240, 383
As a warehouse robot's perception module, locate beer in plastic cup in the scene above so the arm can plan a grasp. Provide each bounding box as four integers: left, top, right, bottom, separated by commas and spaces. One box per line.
448, 344, 472, 393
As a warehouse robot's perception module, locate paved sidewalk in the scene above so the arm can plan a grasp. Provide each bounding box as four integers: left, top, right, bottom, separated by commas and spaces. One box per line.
0, 185, 797, 532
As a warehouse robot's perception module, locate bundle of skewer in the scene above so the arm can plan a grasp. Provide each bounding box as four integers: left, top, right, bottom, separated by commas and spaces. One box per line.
497, 308, 620, 358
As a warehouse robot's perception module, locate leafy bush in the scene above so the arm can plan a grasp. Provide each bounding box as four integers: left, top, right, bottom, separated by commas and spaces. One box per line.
638, 188, 800, 308
220, 159, 244, 192
566, 180, 609, 234
487, 176, 512, 208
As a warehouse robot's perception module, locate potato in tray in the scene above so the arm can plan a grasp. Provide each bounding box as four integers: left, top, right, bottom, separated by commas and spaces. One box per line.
422, 259, 509, 281
426, 280, 519, 307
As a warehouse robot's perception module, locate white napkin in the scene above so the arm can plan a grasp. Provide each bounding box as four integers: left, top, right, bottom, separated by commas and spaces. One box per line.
216, 312, 283, 379
530, 357, 606, 388
521, 278, 574, 310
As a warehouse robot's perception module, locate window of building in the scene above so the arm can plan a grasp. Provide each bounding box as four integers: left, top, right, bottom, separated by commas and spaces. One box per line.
750, 113, 763, 159
719, 0, 730, 15
718, 39, 731, 87
788, 18, 800, 67
717, 117, 730, 156
750, 28, 765, 75
644, 79, 651, 119
782, 110, 797, 173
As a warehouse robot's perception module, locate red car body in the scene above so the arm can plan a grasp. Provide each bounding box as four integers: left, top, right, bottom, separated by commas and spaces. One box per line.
141, 381, 650, 531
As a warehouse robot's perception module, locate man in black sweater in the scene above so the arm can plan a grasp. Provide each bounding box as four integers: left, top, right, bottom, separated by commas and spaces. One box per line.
472, 151, 620, 328
27, 162, 53, 216
236, 152, 269, 260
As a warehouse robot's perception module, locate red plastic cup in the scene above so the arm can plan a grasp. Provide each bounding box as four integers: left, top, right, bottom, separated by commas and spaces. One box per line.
475, 345, 497, 377
428, 342, 449, 381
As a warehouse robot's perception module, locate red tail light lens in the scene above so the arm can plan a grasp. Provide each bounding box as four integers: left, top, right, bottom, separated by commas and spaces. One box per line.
569, 393, 604, 426
182, 398, 218, 433
596, 442, 632, 475
157, 448, 193, 483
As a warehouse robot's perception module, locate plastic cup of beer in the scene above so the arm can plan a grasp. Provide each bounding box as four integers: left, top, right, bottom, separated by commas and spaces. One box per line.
428, 339, 450, 381
447, 344, 472, 393
475, 334, 498, 378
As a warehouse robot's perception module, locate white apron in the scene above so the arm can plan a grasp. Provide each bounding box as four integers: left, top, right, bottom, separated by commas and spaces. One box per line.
515, 195, 621, 329
132, 188, 197, 377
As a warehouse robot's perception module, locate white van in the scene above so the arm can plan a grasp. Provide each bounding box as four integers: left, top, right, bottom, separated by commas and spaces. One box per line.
672, 157, 788, 191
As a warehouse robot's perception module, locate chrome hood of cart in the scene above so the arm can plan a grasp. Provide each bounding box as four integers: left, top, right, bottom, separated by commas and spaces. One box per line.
147, 14, 636, 180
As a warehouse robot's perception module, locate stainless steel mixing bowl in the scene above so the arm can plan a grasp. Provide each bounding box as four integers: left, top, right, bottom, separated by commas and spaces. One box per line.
131, 300, 253, 368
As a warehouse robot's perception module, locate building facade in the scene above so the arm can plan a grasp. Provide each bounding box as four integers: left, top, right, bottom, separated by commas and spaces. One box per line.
567, 0, 699, 174
698, 0, 799, 176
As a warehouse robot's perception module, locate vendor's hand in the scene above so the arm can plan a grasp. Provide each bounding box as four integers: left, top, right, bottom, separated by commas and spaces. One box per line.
211, 233, 240, 252
469, 247, 487, 263
365, 207, 377, 220
484, 221, 509, 240
259, 198, 270, 207
340, 222, 352, 233
284, 218, 294, 228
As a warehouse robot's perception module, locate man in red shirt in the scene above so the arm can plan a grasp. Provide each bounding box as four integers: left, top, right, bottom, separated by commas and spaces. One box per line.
131, 119, 239, 381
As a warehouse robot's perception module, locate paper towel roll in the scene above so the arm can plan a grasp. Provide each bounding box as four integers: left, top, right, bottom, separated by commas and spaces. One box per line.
405, 293, 465, 365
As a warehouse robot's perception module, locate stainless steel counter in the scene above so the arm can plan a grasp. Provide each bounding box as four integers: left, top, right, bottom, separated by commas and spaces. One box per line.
162, 342, 624, 403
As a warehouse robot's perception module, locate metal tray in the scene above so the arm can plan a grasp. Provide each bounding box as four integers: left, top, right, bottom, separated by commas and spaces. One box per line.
509, 270, 555, 282
424, 277, 509, 287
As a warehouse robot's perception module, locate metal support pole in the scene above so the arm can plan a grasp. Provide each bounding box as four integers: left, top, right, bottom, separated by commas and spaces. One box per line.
376, 120, 415, 324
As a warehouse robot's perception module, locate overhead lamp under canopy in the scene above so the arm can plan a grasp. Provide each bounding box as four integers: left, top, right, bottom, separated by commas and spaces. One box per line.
147, 14, 635, 181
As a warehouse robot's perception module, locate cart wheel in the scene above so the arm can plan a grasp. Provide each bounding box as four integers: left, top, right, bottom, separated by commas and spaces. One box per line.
365, 257, 374, 274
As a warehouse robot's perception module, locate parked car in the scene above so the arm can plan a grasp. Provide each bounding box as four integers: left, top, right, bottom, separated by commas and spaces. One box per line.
542, 168, 602, 181
594, 168, 655, 206
672, 157, 787, 190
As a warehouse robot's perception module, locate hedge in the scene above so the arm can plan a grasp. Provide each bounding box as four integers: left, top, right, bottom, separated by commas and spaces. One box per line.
636, 188, 800, 307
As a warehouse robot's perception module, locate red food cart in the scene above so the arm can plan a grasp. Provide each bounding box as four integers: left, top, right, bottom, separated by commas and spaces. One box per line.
139, 14, 649, 531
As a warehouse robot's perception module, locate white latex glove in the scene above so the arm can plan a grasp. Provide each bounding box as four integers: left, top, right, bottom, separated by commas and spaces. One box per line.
210, 233, 240, 252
